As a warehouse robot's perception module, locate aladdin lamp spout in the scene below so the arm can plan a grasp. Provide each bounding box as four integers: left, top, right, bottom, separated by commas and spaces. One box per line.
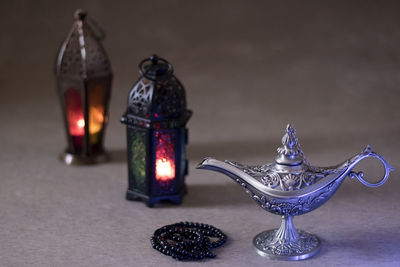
197, 124, 393, 260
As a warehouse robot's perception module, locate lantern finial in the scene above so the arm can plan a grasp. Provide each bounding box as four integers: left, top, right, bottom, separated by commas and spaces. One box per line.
74, 9, 87, 21
150, 54, 159, 65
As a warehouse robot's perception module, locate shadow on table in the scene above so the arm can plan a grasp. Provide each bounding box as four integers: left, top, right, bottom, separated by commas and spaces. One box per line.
182, 183, 253, 208
324, 228, 400, 260
108, 149, 127, 163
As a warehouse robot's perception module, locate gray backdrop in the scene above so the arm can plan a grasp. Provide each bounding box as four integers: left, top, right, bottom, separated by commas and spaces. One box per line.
1, 1, 399, 266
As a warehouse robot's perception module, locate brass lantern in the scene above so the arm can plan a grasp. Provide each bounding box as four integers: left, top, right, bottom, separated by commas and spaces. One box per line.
55, 10, 112, 165
121, 55, 192, 207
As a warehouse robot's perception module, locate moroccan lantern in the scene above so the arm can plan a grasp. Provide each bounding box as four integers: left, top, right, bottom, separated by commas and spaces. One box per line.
121, 55, 192, 207
55, 10, 112, 165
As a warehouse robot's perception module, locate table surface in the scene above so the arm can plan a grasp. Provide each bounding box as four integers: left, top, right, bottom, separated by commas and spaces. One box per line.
1, 1, 400, 266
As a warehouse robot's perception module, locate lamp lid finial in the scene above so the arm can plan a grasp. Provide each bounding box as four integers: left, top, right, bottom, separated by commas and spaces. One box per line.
275, 124, 304, 166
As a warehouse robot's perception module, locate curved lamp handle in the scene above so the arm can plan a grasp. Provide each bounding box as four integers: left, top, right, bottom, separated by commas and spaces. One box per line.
348, 146, 394, 188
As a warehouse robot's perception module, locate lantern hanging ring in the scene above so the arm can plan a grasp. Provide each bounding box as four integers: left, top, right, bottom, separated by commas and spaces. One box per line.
138, 55, 174, 81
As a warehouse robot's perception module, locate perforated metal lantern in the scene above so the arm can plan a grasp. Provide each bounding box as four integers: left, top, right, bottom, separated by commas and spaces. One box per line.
121, 55, 192, 207
55, 10, 112, 165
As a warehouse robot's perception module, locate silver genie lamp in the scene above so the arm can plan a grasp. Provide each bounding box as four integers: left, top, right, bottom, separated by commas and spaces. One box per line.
197, 124, 393, 260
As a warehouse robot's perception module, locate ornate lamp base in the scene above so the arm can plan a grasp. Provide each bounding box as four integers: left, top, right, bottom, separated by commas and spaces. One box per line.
253, 215, 321, 261
60, 151, 109, 165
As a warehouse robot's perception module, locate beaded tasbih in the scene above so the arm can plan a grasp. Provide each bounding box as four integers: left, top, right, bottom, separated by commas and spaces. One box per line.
150, 222, 227, 261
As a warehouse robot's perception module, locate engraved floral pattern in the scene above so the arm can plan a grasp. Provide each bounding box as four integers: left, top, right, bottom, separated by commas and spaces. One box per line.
226, 160, 336, 192
254, 229, 320, 257
233, 174, 342, 216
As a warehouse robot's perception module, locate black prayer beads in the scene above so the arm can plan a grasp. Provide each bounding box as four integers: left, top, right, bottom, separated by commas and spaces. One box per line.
150, 222, 227, 261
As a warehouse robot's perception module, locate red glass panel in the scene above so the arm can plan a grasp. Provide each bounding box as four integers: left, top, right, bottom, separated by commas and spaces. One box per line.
155, 131, 175, 182
65, 88, 84, 137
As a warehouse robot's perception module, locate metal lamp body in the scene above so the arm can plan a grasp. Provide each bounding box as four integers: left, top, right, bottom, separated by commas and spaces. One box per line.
55, 11, 112, 165
121, 56, 191, 207
197, 124, 393, 260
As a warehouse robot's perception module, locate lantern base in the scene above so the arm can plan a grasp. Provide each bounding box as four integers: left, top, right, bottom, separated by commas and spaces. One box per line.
126, 185, 187, 207
60, 151, 109, 165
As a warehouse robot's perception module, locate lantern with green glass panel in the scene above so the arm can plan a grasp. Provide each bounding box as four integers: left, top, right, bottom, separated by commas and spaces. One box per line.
55, 10, 112, 165
121, 55, 192, 207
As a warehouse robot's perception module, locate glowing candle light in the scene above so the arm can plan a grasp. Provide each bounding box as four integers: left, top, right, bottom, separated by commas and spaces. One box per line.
68, 115, 85, 136
89, 107, 104, 134
65, 88, 85, 137
156, 157, 175, 181
77, 118, 85, 128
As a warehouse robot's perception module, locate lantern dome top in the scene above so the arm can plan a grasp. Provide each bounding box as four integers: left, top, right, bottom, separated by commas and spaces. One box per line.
55, 9, 111, 79
121, 55, 192, 129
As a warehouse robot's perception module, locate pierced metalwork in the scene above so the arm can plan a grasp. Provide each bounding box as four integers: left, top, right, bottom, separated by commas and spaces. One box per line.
127, 76, 186, 120
152, 76, 186, 120
128, 80, 154, 115
197, 124, 393, 260
56, 10, 111, 79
